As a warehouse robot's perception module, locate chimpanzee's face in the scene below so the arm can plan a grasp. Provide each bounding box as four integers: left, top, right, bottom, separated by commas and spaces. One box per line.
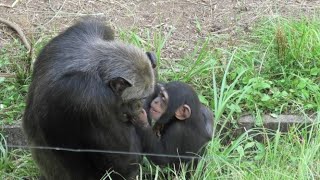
149, 86, 169, 121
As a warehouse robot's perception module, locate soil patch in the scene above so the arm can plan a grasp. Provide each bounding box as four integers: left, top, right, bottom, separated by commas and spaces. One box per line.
1, 0, 320, 58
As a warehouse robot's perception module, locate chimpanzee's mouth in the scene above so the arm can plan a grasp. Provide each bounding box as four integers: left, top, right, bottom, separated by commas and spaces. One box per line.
150, 107, 160, 114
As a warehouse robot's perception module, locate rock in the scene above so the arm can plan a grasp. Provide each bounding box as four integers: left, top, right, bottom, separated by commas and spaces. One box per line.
238, 114, 315, 131
0, 121, 27, 148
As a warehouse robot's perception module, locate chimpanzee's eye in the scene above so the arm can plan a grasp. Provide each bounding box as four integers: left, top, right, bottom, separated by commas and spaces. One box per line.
159, 91, 166, 101
159, 87, 169, 103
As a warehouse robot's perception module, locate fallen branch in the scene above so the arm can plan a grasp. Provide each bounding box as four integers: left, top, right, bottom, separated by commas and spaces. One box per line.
0, 0, 20, 8
0, 73, 15, 78
0, 18, 31, 52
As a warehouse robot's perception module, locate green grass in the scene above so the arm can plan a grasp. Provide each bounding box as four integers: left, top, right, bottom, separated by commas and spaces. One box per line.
225, 17, 320, 114
0, 40, 30, 125
0, 134, 39, 179
1, 16, 320, 179
0, 35, 52, 125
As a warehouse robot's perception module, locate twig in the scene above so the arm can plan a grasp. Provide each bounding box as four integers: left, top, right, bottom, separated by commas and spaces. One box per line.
0, 18, 31, 52
0, 73, 15, 78
41, 0, 67, 27
0, 0, 20, 8
0, 4, 11, 8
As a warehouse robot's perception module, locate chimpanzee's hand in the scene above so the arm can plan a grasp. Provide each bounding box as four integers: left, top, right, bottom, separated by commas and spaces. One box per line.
131, 109, 150, 128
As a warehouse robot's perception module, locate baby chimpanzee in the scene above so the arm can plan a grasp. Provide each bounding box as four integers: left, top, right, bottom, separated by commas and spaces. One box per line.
133, 81, 213, 167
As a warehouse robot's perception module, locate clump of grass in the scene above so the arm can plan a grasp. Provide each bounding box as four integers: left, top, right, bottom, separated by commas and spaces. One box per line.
0, 134, 9, 170
214, 17, 320, 114
190, 117, 320, 179
118, 26, 173, 67
0, 40, 31, 124
0, 34, 53, 124
0, 133, 39, 179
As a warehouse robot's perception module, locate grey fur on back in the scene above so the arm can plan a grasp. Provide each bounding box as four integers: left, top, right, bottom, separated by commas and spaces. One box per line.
33, 18, 155, 101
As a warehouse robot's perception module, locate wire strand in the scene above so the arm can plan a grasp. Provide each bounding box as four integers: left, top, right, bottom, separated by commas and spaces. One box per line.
6, 144, 204, 160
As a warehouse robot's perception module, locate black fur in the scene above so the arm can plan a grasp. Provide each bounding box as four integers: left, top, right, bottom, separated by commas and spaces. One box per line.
137, 81, 213, 166
23, 18, 154, 180
146, 52, 157, 69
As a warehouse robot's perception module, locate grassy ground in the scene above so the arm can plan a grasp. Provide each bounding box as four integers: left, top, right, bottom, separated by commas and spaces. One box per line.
1, 16, 320, 179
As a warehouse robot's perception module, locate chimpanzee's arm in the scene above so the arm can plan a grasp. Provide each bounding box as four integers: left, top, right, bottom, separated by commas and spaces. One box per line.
136, 123, 190, 165
42, 71, 119, 146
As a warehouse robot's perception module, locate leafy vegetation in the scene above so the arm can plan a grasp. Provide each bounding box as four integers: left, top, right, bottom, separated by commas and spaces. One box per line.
225, 17, 320, 114
0, 40, 30, 125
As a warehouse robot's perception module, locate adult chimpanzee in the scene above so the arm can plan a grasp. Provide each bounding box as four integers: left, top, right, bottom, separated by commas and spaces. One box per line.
22, 18, 156, 180
133, 81, 213, 167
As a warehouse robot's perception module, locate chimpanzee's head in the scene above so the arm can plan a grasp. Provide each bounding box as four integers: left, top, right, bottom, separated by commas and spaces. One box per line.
148, 81, 200, 125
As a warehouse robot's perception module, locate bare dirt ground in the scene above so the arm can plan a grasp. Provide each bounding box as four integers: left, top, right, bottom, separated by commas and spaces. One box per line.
1, 0, 320, 59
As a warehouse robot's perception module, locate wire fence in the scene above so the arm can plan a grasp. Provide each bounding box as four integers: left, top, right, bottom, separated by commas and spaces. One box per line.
5, 144, 207, 160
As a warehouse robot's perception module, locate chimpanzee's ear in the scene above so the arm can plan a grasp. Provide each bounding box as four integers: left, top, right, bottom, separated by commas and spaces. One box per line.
146, 52, 157, 69
109, 77, 132, 96
175, 104, 191, 120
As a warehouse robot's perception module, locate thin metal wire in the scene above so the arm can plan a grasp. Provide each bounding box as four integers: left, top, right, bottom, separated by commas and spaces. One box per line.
6, 144, 204, 160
